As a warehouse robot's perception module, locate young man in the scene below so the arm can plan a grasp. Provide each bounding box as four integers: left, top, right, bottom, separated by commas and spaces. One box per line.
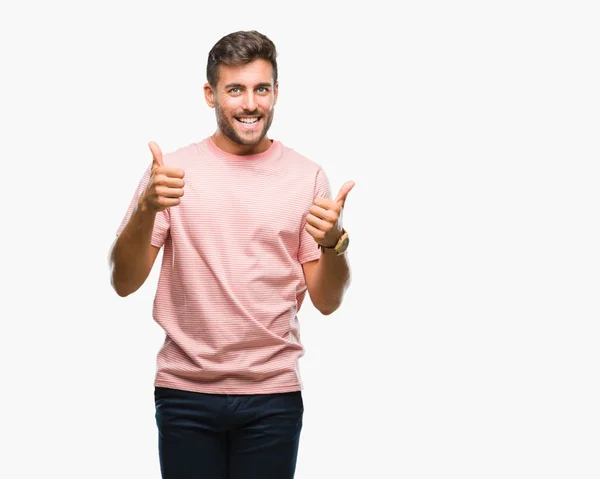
109, 30, 353, 479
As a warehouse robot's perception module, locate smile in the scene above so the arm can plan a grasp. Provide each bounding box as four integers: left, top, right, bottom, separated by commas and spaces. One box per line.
236, 117, 261, 130
236, 117, 260, 124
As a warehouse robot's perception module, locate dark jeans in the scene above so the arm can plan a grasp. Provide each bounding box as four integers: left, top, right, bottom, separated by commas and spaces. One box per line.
154, 386, 304, 479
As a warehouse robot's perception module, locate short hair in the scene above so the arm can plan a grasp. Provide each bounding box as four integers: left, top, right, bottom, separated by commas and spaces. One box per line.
206, 30, 278, 88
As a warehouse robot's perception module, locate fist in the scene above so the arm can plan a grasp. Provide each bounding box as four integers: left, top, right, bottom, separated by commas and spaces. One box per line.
140, 141, 185, 213
305, 180, 355, 247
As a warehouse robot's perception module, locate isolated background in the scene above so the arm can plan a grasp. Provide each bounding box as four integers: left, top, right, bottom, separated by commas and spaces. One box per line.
2, 1, 599, 478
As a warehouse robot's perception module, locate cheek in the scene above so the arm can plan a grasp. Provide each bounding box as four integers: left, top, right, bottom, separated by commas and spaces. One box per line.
260, 96, 275, 111
220, 97, 237, 111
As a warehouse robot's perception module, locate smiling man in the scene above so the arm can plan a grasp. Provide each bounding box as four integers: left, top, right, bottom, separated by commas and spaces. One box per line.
208, 59, 276, 152
109, 30, 354, 479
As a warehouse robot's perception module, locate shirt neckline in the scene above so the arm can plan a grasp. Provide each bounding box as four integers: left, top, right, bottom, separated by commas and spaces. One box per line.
205, 136, 281, 163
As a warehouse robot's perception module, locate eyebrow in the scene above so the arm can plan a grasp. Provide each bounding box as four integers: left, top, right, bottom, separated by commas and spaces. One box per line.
224, 82, 273, 89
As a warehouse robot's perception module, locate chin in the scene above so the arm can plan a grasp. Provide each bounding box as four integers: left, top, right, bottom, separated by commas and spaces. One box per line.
235, 130, 267, 145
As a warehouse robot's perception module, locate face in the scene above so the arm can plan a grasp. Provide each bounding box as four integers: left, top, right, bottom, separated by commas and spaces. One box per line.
205, 59, 278, 151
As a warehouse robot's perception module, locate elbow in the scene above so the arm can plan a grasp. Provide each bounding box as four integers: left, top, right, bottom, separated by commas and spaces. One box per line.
109, 262, 136, 298
111, 270, 142, 297
312, 286, 350, 316
114, 286, 131, 298
317, 284, 351, 316
108, 248, 126, 297
317, 301, 341, 316
111, 276, 132, 297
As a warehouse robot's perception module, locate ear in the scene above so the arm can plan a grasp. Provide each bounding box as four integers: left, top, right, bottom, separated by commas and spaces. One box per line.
204, 82, 215, 108
273, 81, 279, 106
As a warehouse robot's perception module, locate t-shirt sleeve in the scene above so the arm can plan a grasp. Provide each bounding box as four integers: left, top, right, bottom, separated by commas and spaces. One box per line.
298, 167, 332, 264
115, 165, 170, 249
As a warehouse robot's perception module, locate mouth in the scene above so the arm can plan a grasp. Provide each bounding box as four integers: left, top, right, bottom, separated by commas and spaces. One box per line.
235, 116, 262, 131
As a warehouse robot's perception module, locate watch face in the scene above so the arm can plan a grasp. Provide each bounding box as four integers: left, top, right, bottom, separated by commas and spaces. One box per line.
337, 236, 349, 253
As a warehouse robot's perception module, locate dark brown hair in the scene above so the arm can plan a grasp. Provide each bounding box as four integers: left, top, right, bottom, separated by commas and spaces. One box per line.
206, 30, 278, 88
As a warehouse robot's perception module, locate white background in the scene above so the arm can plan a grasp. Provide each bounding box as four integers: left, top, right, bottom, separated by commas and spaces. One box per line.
2, 1, 599, 478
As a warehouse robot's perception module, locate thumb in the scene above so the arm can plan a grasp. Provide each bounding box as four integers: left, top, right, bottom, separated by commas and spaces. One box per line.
149, 141, 163, 169
334, 180, 355, 207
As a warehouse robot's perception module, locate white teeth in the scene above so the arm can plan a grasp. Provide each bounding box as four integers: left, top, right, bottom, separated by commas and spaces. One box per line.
238, 118, 259, 124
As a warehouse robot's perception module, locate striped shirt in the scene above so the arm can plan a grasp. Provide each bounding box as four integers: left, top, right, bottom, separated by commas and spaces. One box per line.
116, 137, 331, 394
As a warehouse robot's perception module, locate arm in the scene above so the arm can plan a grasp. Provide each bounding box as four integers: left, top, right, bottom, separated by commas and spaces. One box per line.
109, 141, 184, 297
302, 251, 351, 315
108, 203, 161, 297
302, 179, 355, 315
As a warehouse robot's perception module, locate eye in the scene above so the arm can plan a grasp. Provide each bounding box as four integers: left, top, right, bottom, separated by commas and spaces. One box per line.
257, 87, 270, 94
229, 88, 241, 95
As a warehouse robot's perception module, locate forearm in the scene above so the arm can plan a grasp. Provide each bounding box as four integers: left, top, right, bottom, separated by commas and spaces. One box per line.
109, 201, 159, 297
308, 251, 352, 315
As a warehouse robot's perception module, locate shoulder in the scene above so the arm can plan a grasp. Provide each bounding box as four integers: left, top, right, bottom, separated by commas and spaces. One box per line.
277, 141, 326, 175
162, 141, 205, 167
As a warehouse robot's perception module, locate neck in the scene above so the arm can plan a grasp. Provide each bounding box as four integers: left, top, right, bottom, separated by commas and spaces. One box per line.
211, 131, 272, 156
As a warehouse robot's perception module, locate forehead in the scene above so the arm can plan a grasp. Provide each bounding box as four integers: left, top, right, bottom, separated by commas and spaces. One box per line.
217, 59, 275, 87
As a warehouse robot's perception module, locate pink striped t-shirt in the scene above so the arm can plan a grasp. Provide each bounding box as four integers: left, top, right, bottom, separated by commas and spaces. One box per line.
116, 137, 332, 394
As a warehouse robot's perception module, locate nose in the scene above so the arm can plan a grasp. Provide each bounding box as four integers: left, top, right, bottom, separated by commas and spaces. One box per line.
242, 91, 258, 112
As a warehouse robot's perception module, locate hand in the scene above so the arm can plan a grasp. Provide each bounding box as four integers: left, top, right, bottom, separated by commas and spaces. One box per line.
140, 141, 185, 212
305, 180, 355, 248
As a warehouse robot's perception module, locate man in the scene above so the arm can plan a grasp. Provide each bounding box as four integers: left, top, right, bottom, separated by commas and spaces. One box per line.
109, 30, 353, 479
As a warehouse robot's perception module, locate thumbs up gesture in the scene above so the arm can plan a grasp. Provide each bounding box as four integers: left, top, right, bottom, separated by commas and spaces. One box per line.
140, 141, 186, 213
305, 180, 355, 248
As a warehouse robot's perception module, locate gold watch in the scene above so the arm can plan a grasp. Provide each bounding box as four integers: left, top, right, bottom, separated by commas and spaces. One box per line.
318, 229, 349, 255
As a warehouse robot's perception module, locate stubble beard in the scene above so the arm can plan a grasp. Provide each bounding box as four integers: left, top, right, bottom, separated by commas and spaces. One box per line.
215, 103, 274, 146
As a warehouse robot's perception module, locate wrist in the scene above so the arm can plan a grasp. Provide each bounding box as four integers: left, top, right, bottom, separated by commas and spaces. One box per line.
318, 229, 349, 255
137, 196, 158, 217
320, 229, 343, 248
